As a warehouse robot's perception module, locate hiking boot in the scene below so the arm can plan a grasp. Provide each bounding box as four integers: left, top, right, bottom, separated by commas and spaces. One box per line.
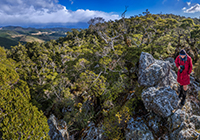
179, 85, 183, 98
181, 89, 187, 105
180, 98, 185, 105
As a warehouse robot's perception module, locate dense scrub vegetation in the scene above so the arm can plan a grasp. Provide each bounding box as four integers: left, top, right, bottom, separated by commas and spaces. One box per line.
1, 10, 200, 139
0, 47, 50, 139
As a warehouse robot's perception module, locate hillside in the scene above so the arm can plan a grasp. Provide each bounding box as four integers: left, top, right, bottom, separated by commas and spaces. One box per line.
0, 26, 74, 49
1, 11, 200, 139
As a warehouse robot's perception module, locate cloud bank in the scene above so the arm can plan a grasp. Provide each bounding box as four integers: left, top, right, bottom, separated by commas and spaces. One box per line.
0, 0, 120, 26
183, 3, 200, 13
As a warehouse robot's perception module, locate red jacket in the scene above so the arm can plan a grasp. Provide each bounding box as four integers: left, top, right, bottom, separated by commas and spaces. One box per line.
174, 54, 193, 85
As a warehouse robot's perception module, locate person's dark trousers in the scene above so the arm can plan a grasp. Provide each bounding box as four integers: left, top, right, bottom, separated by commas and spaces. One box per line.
179, 85, 183, 98
181, 89, 187, 105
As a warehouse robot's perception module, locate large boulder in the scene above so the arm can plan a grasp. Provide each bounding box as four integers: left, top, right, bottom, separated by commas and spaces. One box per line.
125, 117, 155, 140
138, 52, 177, 88
141, 86, 179, 118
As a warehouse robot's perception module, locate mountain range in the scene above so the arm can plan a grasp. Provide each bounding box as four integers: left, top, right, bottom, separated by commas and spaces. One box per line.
0, 26, 79, 49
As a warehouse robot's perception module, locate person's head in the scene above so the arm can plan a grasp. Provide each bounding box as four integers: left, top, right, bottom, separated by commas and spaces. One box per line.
179, 49, 186, 58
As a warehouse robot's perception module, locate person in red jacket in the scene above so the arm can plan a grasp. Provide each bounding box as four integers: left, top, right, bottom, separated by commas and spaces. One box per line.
175, 49, 193, 105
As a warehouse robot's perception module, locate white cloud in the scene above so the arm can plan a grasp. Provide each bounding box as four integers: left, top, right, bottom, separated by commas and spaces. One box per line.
69, 0, 74, 5
187, 2, 191, 6
0, 0, 120, 26
0, 0, 62, 15
182, 7, 186, 10
183, 3, 200, 13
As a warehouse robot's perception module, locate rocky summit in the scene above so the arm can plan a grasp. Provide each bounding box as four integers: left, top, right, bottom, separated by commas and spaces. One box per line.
47, 51, 200, 140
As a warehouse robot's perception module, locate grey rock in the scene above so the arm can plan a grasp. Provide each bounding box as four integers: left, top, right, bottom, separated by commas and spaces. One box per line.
125, 117, 155, 140
165, 57, 176, 70
178, 128, 200, 140
81, 122, 107, 140
181, 100, 193, 117
145, 113, 161, 135
165, 57, 175, 64
158, 134, 169, 140
168, 109, 200, 140
170, 109, 188, 131
189, 97, 200, 116
189, 76, 200, 98
168, 109, 188, 139
138, 52, 177, 87
142, 86, 179, 117
47, 114, 69, 140
190, 115, 200, 130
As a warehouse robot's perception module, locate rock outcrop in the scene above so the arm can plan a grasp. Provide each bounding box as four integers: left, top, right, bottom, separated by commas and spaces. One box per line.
138, 52, 178, 88
142, 86, 179, 118
47, 114, 70, 140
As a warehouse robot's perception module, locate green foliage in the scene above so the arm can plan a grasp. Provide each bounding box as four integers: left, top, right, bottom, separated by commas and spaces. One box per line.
104, 80, 125, 102
74, 70, 106, 97
126, 81, 146, 114
0, 47, 50, 140
47, 98, 96, 133
180, 18, 195, 29
101, 83, 144, 140
68, 101, 95, 132
102, 105, 130, 140
151, 34, 176, 59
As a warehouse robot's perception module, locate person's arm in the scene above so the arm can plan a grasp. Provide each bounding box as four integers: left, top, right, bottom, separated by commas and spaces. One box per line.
174, 55, 180, 68
188, 57, 193, 75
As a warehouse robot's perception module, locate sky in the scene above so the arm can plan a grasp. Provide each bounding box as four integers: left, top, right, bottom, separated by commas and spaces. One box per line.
0, 0, 200, 28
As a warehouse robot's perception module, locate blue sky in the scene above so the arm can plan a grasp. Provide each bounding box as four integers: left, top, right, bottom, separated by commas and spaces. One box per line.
0, 0, 200, 28
58, 0, 200, 16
